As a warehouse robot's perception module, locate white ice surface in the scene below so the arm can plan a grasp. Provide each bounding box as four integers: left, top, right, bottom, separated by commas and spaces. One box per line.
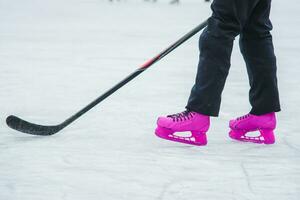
0, 0, 299, 199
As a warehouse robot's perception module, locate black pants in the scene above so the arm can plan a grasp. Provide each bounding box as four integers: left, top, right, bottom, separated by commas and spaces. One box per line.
186, 0, 281, 116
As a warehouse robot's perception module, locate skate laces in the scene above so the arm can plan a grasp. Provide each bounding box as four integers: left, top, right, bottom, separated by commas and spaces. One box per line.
237, 114, 251, 121
167, 111, 195, 122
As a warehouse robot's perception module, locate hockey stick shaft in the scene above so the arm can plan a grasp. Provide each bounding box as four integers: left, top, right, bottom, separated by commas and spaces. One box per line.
62, 20, 208, 128
7, 19, 208, 135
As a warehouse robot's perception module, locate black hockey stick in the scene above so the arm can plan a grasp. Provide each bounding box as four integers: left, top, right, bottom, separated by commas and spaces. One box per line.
6, 19, 208, 136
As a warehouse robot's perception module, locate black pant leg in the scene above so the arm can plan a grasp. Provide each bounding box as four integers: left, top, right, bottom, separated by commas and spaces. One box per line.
185, 27, 235, 116
239, 0, 281, 115
186, 0, 248, 116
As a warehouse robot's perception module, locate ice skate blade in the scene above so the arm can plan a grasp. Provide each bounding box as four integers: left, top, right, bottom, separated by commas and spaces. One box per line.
229, 130, 275, 145
155, 127, 207, 146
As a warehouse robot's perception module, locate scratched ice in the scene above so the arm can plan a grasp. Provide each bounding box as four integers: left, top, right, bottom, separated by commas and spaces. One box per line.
0, 0, 299, 200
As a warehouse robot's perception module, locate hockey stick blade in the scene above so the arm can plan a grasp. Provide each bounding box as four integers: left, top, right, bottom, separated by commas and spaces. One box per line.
6, 115, 63, 136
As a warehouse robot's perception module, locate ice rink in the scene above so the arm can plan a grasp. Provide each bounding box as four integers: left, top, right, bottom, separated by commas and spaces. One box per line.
0, 0, 299, 199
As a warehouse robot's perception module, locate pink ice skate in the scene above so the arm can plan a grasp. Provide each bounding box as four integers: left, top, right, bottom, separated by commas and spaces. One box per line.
229, 112, 276, 144
155, 111, 210, 146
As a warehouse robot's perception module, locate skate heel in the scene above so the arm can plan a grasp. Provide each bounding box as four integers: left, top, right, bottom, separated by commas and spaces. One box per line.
260, 129, 275, 144
191, 130, 207, 145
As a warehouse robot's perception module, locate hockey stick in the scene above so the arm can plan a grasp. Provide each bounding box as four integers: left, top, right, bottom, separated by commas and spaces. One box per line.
6, 19, 208, 136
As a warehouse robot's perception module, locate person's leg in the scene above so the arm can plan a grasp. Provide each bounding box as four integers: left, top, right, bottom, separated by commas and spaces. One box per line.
186, 0, 257, 116
239, 0, 281, 115
228, 0, 280, 144
154, 0, 259, 146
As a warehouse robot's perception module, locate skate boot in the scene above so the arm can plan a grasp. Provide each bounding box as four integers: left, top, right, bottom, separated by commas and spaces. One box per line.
155, 110, 210, 146
229, 112, 276, 144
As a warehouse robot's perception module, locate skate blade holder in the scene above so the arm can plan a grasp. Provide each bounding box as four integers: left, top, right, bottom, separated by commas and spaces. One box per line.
241, 131, 265, 142
230, 129, 275, 144
170, 131, 196, 142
